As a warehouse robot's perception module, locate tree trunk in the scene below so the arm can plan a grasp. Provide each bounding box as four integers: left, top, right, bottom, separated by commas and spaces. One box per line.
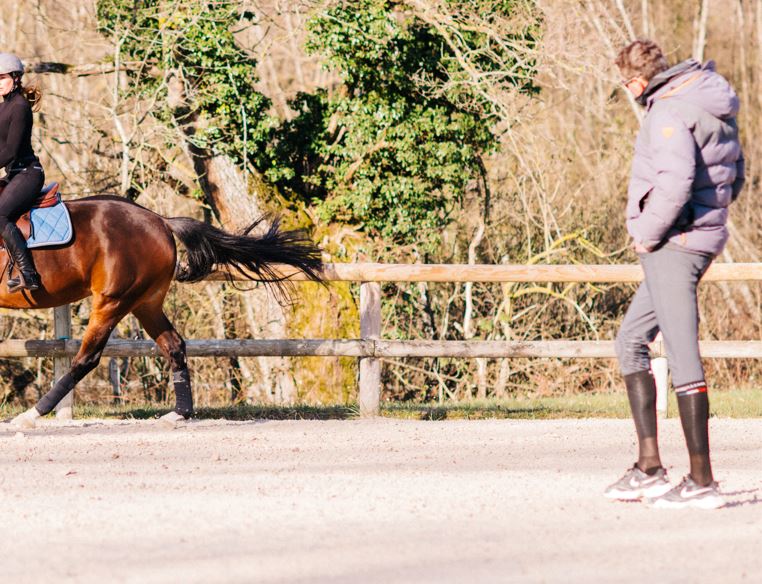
195, 155, 298, 404
202, 155, 264, 231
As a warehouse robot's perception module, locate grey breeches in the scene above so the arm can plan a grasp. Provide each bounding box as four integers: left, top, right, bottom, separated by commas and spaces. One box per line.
615, 244, 712, 387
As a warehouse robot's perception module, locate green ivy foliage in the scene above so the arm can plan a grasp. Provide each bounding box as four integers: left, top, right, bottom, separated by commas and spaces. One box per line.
96, 1, 274, 170
269, 0, 541, 245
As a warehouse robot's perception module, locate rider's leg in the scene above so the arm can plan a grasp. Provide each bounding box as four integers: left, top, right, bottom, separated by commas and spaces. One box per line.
0, 165, 44, 292
615, 282, 662, 473
640, 245, 714, 486
2, 222, 40, 291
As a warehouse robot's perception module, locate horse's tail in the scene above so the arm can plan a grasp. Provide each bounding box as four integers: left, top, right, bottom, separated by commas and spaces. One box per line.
164, 215, 324, 298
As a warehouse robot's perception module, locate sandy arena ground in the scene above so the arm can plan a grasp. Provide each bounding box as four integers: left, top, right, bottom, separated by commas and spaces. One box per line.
1, 417, 761, 584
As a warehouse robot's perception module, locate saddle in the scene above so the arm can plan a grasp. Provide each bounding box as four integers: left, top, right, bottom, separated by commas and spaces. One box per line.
31, 182, 61, 208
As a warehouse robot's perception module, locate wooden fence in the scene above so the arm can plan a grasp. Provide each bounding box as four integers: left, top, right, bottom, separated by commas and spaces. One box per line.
5, 262, 762, 418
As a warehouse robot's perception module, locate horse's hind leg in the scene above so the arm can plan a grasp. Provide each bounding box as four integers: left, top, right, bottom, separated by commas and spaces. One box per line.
13, 295, 129, 427
132, 301, 193, 420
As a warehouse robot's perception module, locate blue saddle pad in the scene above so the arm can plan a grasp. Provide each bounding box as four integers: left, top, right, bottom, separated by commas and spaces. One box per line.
27, 200, 73, 248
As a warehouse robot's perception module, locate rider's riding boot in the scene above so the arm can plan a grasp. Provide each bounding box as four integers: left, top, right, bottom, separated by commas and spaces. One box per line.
2, 223, 40, 292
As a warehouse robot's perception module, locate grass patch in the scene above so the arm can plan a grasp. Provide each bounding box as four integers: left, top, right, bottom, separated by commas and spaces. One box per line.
384, 388, 762, 419
2, 387, 762, 421
385, 393, 633, 420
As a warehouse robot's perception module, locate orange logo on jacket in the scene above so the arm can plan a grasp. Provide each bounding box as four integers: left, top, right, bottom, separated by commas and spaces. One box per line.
661, 127, 675, 138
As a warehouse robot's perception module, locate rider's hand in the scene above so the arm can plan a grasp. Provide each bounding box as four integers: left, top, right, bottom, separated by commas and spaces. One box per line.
632, 241, 649, 254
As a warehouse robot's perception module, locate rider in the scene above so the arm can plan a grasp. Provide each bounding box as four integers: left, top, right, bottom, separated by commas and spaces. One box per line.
0, 53, 43, 292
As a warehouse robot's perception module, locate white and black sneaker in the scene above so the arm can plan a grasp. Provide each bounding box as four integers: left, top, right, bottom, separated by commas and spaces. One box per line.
647, 476, 725, 509
604, 464, 672, 501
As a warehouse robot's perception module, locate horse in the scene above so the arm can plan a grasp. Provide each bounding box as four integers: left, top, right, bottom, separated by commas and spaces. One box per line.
7, 194, 323, 427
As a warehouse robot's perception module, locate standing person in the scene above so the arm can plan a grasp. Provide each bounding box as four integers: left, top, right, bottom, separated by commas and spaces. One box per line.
604, 39, 744, 509
0, 52, 44, 292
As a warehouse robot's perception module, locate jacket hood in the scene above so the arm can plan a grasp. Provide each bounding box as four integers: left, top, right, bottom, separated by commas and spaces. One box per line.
642, 59, 739, 119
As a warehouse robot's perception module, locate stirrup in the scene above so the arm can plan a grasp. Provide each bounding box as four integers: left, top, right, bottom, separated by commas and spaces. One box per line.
8, 271, 40, 293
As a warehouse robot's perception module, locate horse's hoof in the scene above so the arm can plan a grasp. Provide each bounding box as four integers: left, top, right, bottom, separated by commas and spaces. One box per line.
158, 411, 188, 427
11, 408, 40, 429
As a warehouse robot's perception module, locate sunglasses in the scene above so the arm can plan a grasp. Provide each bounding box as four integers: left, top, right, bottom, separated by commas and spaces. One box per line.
621, 76, 649, 91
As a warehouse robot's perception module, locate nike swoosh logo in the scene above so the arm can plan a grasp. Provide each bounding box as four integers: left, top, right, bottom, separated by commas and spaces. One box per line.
680, 486, 713, 498
629, 476, 658, 488
630, 478, 659, 489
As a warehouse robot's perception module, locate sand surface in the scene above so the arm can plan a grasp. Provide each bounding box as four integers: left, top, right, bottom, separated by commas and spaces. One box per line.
1, 417, 760, 583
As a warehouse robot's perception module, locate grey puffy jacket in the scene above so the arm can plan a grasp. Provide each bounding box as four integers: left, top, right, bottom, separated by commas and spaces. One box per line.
626, 59, 745, 256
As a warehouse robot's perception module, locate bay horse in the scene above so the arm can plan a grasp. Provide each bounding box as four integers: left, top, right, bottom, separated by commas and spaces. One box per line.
8, 194, 323, 427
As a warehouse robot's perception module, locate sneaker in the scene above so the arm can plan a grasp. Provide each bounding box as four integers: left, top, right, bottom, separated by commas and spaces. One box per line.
647, 476, 725, 509
604, 464, 672, 501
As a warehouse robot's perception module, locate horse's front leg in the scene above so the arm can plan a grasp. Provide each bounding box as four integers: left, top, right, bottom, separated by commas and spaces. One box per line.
13, 296, 127, 427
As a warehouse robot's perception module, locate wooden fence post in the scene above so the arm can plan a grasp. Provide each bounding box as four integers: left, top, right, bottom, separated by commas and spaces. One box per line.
53, 304, 73, 419
652, 356, 669, 418
359, 282, 381, 416
649, 333, 669, 418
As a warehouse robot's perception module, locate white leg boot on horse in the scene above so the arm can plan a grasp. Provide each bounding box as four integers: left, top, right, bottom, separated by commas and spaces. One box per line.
158, 411, 188, 426
11, 406, 41, 428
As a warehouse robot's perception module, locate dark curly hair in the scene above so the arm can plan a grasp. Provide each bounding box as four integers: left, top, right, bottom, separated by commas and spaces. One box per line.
615, 39, 669, 82
11, 72, 42, 112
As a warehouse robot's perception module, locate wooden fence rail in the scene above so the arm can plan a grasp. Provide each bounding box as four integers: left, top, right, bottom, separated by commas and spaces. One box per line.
210, 262, 762, 283
5, 338, 762, 359
6, 263, 761, 418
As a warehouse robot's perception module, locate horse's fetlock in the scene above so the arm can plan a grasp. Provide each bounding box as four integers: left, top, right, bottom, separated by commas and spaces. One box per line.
169, 347, 187, 369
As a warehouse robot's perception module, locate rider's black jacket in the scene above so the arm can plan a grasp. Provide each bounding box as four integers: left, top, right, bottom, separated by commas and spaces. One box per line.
0, 90, 37, 173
